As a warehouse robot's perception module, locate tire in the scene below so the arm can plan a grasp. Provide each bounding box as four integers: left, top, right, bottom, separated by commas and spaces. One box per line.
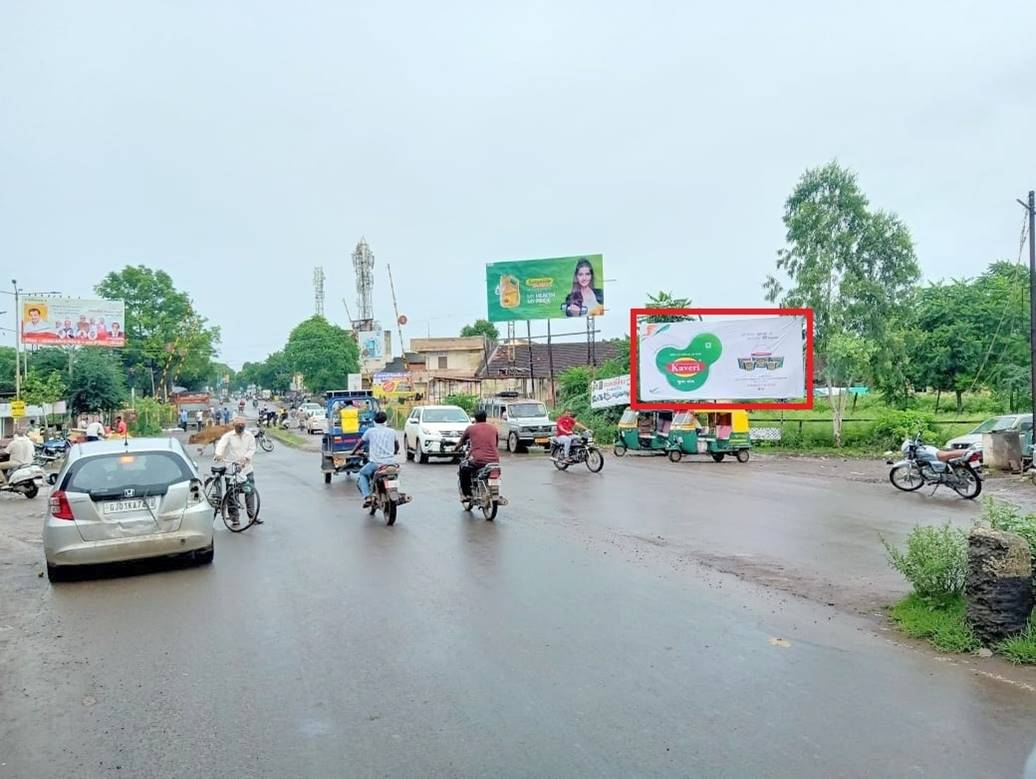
195, 543, 214, 564
47, 473, 58, 486
507, 432, 520, 454
553, 456, 569, 471
889, 464, 924, 492
259, 437, 274, 453
324, 472, 332, 484
667, 449, 683, 464
613, 442, 627, 457
220, 487, 260, 532
586, 448, 604, 473
481, 500, 498, 521
203, 477, 222, 508
951, 466, 982, 499
405, 437, 415, 461
385, 501, 397, 526
22, 482, 38, 499
46, 563, 70, 583
735, 449, 750, 464
417, 440, 429, 464
711, 452, 725, 463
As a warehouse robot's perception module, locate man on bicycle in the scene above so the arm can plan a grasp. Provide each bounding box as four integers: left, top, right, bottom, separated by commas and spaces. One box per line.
350, 411, 400, 508
457, 410, 499, 501
214, 416, 260, 526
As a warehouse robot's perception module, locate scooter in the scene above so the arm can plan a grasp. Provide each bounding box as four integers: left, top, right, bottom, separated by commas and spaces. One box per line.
0, 462, 46, 499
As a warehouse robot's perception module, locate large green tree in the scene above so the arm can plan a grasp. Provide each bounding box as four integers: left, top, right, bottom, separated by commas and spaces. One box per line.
95, 266, 220, 398
285, 316, 360, 393
765, 161, 920, 445
67, 349, 127, 414
460, 319, 499, 339
0, 346, 15, 394
22, 369, 67, 419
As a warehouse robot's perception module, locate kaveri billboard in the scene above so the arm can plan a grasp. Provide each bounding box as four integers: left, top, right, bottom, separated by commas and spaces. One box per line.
20, 297, 126, 347
486, 254, 604, 322
631, 308, 814, 411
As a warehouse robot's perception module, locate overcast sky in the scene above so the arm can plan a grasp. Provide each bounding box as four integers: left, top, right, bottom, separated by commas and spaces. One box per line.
3, 1, 1035, 368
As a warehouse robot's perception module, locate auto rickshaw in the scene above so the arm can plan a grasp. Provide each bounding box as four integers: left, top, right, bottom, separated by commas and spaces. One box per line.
613, 408, 674, 456
665, 410, 752, 463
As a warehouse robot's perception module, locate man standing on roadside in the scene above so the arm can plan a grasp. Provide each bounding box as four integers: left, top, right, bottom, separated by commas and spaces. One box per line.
214, 416, 260, 527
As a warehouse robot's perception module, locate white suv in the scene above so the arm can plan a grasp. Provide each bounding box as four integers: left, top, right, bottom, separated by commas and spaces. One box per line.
404, 405, 472, 463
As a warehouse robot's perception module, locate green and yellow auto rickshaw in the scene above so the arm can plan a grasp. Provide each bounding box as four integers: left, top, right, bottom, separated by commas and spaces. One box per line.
613, 408, 674, 456
665, 410, 752, 463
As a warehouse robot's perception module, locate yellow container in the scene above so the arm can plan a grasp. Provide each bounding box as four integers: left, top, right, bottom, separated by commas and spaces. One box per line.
340, 407, 360, 434
498, 274, 520, 309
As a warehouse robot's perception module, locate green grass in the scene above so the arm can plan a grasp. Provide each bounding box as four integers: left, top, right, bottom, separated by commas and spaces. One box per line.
996, 621, 1036, 664
889, 594, 980, 653
268, 428, 307, 448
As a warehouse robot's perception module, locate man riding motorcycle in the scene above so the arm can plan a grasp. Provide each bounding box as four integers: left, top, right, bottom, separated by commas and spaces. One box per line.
350, 411, 400, 508
554, 408, 588, 463
457, 410, 499, 501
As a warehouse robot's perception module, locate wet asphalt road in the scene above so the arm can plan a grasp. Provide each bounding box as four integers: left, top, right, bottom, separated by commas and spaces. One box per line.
3, 441, 1036, 778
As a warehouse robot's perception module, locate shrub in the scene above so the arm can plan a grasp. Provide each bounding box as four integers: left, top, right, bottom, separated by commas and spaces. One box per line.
131, 398, 172, 436
981, 498, 1036, 557
442, 394, 478, 416
882, 523, 968, 602
889, 594, 979, 653
872, 409, 938, 450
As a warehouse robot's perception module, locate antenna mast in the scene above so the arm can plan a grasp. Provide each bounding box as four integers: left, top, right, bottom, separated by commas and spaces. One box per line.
313, 266, 326, 317
352, 238, 375, 329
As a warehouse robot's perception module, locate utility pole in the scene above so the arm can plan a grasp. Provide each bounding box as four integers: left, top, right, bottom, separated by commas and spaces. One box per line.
1020, 191, 1036, 432
11, 280, 20, 400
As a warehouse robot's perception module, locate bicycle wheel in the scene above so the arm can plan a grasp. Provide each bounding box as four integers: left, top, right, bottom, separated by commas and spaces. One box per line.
203, 477, 222, 509
259, 436, 274, 453
220, 486, 261, 532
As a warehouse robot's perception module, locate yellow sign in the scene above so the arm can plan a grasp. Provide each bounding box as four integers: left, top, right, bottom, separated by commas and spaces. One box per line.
10, 400, 26, 418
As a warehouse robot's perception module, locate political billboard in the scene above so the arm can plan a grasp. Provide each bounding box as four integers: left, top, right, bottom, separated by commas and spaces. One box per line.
485, 254, 604, 322
636, 316, 806, 404
20, 297, 126, 347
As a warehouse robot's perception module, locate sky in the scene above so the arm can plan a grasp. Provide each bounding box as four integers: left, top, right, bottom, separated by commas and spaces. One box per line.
2, 1, 1035, 368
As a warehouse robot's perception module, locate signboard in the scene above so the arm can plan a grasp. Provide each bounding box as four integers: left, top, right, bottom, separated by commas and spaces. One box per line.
372, 372, 414, 399
20, 297, 126, 347
358, 330, 391, 373
347, 373, 362, 391
637, 317, 805, 402
10, 400, 26, 418
590, 375, 630, 410
486, 254, 604, 322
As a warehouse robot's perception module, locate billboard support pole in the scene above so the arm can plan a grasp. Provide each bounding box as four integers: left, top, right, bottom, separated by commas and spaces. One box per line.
526, 320, 534, 398
12, 281, 20, 400
547, 319, 556, 407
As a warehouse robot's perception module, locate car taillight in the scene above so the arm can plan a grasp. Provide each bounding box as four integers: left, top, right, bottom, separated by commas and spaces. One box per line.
50, 491, 74, 520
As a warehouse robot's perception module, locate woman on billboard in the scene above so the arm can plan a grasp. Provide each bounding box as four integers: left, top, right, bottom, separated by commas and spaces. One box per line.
563, 258, 604, 317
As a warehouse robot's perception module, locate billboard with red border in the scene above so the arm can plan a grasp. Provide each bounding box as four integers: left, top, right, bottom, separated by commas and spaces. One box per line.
629, 308, 814, 411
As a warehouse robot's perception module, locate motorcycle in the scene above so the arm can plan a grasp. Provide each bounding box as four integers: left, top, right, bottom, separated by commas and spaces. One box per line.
253, 427, 275, 453
550, 430, 604, 473
459, 443, 506, 521
0, 461, 46, 499
33, 447, 63, 485
887, 435, 982, 499
360, 457, 412, 526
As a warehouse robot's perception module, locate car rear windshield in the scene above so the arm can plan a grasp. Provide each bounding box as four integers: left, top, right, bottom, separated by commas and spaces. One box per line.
423, 409, 469, 423
64, 452, 194, 498
509, 403, 547, 418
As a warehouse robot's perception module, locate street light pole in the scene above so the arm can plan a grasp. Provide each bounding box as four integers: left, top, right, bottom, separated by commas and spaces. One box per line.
11, 279, 20, 400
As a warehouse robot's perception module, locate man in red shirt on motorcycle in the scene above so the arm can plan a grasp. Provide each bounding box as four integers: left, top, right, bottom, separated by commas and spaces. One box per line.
458, 410, 499, 502
554, 409, 587, 463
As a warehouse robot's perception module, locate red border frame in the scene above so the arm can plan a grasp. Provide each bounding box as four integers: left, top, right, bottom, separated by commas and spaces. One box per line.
629, 307, 814, 411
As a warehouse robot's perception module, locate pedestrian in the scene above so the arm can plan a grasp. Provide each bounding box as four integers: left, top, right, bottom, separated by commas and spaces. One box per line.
179, 408, 188, 432
214, 416, 260, 527
84, 418, 106, 442
114, 415, 127, 437
194, 410, 204, 432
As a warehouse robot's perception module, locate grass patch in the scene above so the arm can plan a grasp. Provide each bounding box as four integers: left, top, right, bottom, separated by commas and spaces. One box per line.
889, 594, 979, 653
996, 622, 1036, 664
268, 428, 308, 448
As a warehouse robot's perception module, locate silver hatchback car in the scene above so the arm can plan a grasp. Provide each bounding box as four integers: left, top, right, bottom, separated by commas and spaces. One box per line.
44, 438, 214, 581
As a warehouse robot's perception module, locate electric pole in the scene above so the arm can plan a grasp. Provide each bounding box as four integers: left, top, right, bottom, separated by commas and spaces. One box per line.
1019, 191, 1036, 431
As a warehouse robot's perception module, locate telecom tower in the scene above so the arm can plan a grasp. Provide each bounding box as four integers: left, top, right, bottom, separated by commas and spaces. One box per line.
313, 266, 326, 317
352, 238, 375, 329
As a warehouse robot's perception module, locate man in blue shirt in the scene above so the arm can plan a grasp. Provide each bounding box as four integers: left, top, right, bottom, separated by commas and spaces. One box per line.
350, 412, 400, 508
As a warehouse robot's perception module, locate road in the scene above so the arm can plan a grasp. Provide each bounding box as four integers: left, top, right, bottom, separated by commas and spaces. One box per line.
2, 439, 1036, 777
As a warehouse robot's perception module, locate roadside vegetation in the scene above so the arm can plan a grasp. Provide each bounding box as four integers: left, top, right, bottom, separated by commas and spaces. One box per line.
268, 428, 308, 448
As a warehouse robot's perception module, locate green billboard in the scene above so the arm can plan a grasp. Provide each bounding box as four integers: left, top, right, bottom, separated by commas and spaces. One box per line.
485, 254, 605, 322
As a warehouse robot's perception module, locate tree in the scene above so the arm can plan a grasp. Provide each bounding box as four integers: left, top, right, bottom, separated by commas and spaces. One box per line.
95, 266, 220, 398
643, 291, 697, 323
67, 349, 127, 414
460, 319, 499, 339
284, 316, 360, 394
765, 161, 920, 445
27, 347, 70, 377
22, 369, 68, 421
0, 347, 15, 394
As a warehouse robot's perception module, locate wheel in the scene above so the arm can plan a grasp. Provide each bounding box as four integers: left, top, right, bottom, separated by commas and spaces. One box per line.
735, 449, 750, 463
586, 448, 604, 473
405, 437, 415, 461
711, 452, 725, 463
417, 440, 429, 464
203, 477, 222, 508
47, 472, 58, 485
481, 500, 498, 521
22, 482, 38, 499
385, 501, 397, 526
553, 456, 569, 471
46, 563, 70, 582
220, 487, 260, 532
507, 432, 520, 454
259, 437, 274, 452
667, 449, 683, 464
613, 441, 627, 457
951, 466, 982, 499
195, 543, 214, 564
324, 472, 332, 484
889, 464, 924, 492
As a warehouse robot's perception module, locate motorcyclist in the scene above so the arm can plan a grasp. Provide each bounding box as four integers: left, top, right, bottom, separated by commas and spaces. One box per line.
1, 428, 34, 485
554, 408, 588, 463
457, 410, 499, 501
350, 411, 400, 508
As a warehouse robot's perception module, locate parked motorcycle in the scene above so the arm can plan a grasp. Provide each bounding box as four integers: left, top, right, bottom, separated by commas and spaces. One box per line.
33, 448, 63, 485
0, 461, 46, 499
361, 457, 412, 526
887, 435, 982, 499
550, 430, 604, 473
459, 443, 505, 521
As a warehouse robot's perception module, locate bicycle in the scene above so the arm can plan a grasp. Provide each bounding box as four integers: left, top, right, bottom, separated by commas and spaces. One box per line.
205, 462, 262, 532
254, 428, 275, 453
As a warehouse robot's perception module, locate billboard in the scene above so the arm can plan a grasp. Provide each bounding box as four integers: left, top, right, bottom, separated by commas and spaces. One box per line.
590, 374, 630, 410
486, 254, 604, 322
358, 330, 391, 373
20, 297, 126, 347
372, 372, 414, 399
634, 313, 808, 408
